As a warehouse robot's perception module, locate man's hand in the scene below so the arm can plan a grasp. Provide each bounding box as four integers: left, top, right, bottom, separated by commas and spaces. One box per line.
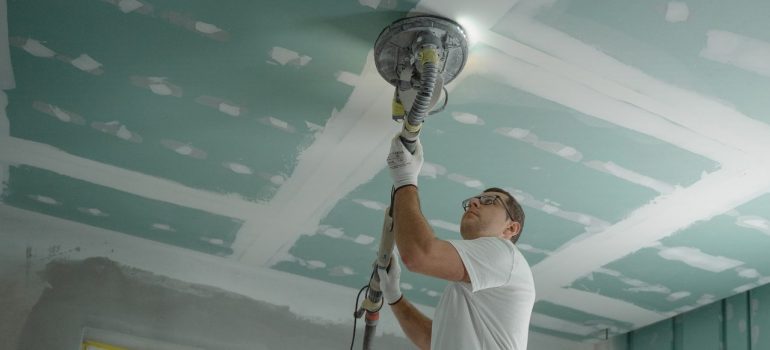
387, 135, 423, 190
377, 255, 403, 305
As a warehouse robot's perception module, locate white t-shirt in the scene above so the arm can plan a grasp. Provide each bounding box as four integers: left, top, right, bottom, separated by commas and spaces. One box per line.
431, 237, 536, 350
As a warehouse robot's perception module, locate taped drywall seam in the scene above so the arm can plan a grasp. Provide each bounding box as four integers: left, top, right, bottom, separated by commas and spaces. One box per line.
232, 50, 398, 263
475, 37, 740, 165
534, 166, 770, 323
701, 30, 770, 78
486, 18, 770, 159
0, 137, 263, 219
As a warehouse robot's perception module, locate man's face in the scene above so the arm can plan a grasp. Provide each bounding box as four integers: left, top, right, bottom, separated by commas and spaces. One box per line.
459, 191, 518, 240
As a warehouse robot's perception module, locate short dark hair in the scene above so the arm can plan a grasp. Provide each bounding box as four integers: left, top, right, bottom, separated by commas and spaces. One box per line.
484, 187, 525, 244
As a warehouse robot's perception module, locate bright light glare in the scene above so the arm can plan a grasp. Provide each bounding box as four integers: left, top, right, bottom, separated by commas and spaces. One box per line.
456, 17, 481, 45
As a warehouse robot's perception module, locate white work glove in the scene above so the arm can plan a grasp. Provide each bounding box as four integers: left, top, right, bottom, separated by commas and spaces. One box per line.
377, 255, 403, 305
386, 135, 423, 190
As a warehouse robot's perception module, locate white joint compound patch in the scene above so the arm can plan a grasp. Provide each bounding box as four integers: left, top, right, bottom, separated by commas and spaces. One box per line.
160, 139, 207, 159
734, 283, 758, 294
77, 207, 109, 217
194, 21, 223, 34
131, 76, 183, 97
657, 246, 743, 272
701, 30, 770, 78
269, 47, 312, 66
92, 121, 143, 143
269, 175, 285, 185
218, 102, 241, 116
507, 187, 611, 230
696, 294, 716, 305
496, 127, 531, 140
420, 162, 447, 179
151, 223, 175, 232
353, 235, 375, 245
149, 83, 173, 95
335, 71, 360, 87
51, 106, 73, 123
666, 291, 691, 302
358, 0, 381, 9
495, 127, 583, 162
223, 162, 253, 175
329, 266, 354, 277
30, 195, 58, 205
117, 0, 144, 13
70, 54, 102, 71
305, 121, 323, 133
319, 226, 345, 239
22, 38, 56, 57
306, 260, 327, 269
665, 2, 689, 23
451, 112, 485, 125
736, 266, 761, 279
447, 173, 484, 189
352, 199, 387, 211
260, 116, 295, 133
584, 160, 674, 194
736, 215, 770, 235
32, 101, 87, 125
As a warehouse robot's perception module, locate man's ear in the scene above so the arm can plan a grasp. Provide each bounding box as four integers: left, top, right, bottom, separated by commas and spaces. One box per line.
502, 221, 521, 240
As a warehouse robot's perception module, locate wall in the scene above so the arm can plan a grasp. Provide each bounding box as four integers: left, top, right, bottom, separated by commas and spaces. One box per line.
11, 257, 413, 350
593, 283, 770, 350
0, 204, 590, 350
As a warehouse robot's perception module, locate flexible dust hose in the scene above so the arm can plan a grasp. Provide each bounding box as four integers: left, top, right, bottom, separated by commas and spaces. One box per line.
400, 46, 440, 154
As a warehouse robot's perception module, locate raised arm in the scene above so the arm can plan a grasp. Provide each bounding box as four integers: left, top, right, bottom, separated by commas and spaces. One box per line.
386, 136, 469, 282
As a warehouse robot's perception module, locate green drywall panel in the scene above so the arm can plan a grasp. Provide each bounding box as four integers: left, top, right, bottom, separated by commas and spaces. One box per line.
570, 206, 770, 314
678, 301, 722, 350
725, 293, 749, 350
2, 165, 242, 255
448, 75, 719, 189
750, 283, 770, 349
512, 0, 770, 124
662, 213, 770, 277
630, 319, 673, 350
7, 0, 415, 202
570, 246, 744, 313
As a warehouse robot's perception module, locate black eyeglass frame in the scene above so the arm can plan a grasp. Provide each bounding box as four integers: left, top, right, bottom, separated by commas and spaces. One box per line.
461, 194, 515, 221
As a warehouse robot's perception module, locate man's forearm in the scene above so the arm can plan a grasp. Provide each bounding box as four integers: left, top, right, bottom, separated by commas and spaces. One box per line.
390, 297, 432, 350
393, 186, 436, 265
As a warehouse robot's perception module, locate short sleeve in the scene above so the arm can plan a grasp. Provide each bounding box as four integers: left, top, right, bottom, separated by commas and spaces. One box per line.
447, 237, 515, 292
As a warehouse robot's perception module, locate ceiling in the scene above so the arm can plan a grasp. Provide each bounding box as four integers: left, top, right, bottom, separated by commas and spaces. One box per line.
3, 0, 770, 342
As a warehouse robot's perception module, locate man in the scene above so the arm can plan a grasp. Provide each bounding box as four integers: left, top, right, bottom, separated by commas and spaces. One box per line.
379, 135, 536, 350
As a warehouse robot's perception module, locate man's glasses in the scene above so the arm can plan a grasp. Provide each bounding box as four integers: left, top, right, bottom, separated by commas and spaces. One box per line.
461, 194, 515, 221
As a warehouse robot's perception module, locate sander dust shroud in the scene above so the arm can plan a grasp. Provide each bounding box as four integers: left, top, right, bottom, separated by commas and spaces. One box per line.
350, 15, 469, 350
